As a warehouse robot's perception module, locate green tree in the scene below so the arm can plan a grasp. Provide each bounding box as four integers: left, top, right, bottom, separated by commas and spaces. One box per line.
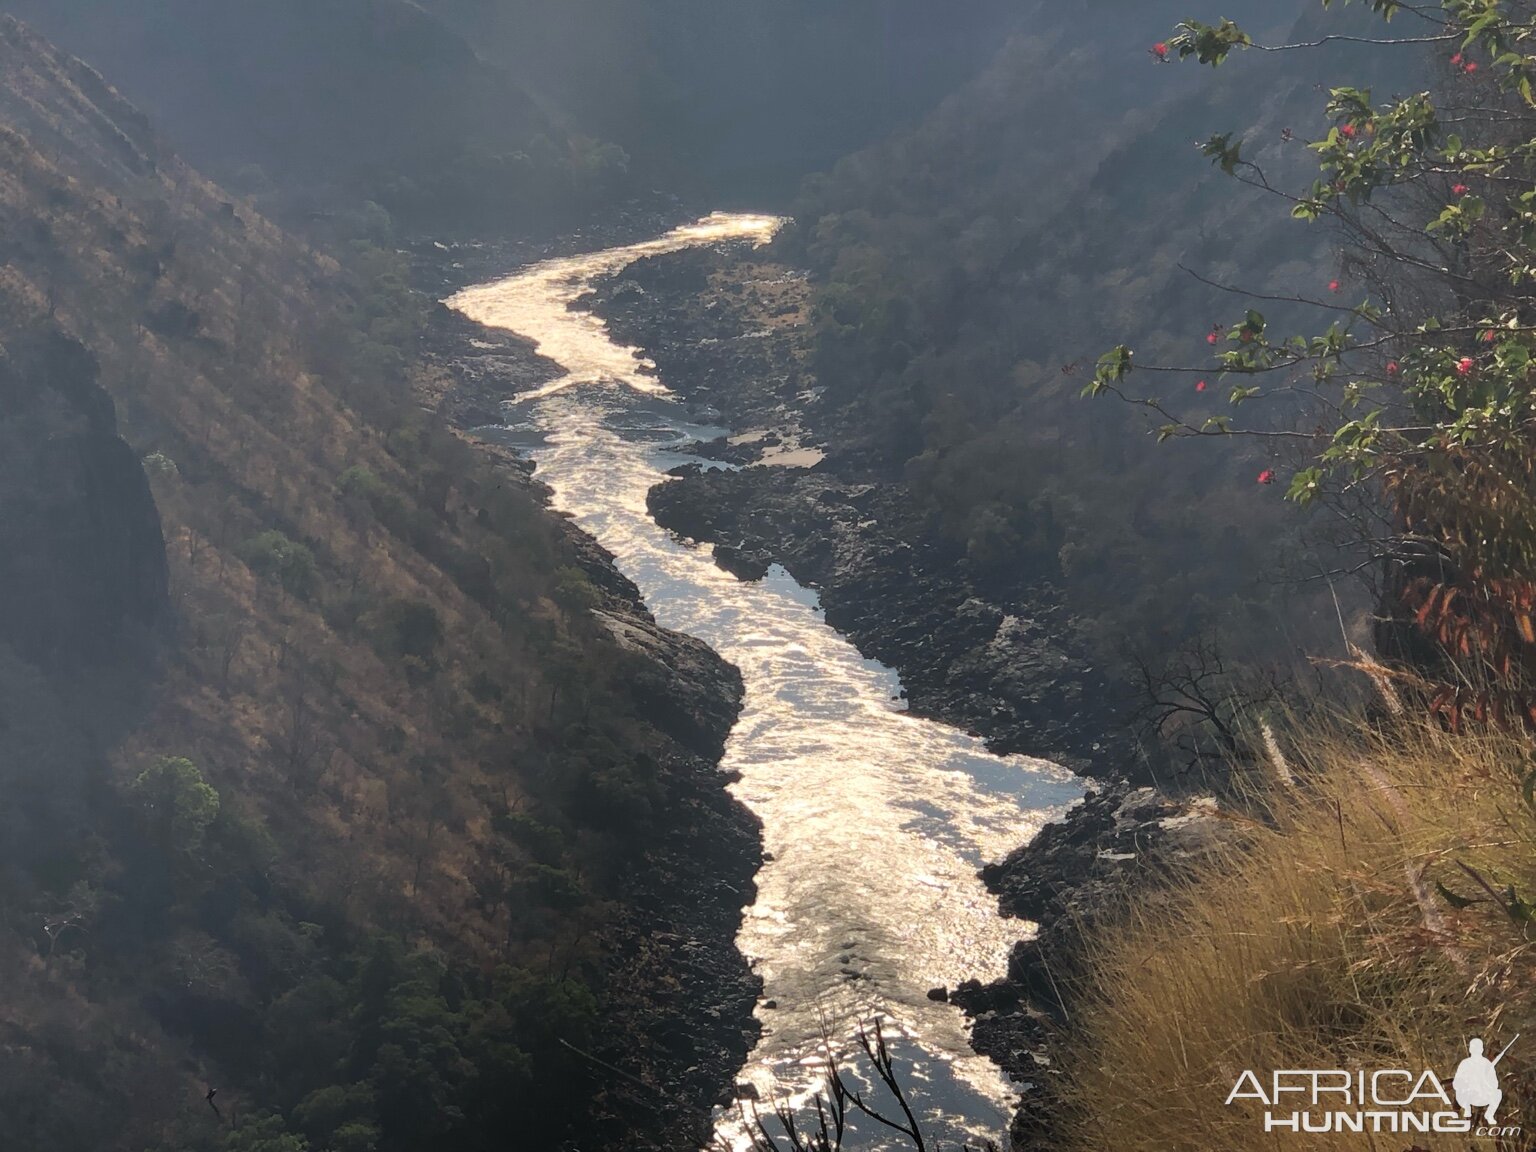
223, 1114, 309, 1152
128, 756, 220, 853
1089, 0, 1536, 724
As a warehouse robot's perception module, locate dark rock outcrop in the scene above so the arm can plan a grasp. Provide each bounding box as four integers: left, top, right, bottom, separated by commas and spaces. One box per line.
596, 609, 745, 761
0, 326, 168, 671
956, 783, 1233, 1148
647, 467, 1115, 768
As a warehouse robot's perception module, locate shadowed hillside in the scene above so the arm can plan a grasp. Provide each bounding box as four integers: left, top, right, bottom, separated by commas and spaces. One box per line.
427, 0, 1025, 202
779, 0, 1430, 684
0, 17, 754, 1151
0, 0, 632, 232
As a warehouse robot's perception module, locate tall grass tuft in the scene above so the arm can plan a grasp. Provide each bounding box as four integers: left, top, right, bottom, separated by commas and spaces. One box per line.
1057, 715, 1536, 1151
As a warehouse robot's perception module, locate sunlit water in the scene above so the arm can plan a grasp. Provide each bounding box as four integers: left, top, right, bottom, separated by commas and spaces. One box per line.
448, 213, 1081, 1150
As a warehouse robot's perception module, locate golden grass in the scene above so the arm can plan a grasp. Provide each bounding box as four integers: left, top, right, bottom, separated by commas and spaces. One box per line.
1057, 717, 1536, 1151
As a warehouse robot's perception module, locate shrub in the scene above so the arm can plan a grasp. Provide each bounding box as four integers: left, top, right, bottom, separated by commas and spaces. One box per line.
338, 465, 382, 500
141, 451, 179, 480
238, 530, 319, 600
377, 599, 442, 662
552, 566, 600, 615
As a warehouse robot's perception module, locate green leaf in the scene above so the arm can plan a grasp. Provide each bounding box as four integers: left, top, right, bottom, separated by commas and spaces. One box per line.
1089, 345, 1134, 394
1435, 880, 1478, 910
1286, 467, 1323, 504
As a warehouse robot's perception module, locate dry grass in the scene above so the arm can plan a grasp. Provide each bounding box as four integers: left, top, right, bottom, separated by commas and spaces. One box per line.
1057, 716, 1536, 1151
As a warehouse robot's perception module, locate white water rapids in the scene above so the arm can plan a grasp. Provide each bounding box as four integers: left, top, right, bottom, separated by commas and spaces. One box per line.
448, 213, 1081, 1150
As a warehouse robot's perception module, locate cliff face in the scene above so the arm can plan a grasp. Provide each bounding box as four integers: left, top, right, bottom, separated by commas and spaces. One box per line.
0, 18, 756, 1152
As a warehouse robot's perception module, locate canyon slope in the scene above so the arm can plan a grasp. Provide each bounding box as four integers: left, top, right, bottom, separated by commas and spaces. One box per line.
0, 18, 753, 1151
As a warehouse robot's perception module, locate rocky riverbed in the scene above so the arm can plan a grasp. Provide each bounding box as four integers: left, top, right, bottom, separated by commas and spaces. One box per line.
578, 245, 1129, 774
953, 782, 1232, 1147
575, 239, 1231, 1150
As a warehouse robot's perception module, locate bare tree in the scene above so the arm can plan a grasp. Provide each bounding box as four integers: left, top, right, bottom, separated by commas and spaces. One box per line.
731, 1020, 999, 1152
1130, 632, 1288, 778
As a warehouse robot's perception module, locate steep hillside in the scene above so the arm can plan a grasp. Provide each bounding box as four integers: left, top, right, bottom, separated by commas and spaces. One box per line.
417, 0, 1022, 202
778, 0, 1430, 686
0, 0, 630, 232
0, 17, 751, 1152
1, 0, 1026, 230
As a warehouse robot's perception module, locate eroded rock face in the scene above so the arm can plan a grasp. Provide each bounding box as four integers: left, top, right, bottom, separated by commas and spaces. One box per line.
0, 327, 168, 671
595, 609, 745, 762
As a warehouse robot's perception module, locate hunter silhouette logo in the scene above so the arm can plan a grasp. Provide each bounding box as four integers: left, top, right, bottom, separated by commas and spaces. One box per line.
1225, 1033, 1522, 1137
1454, 1035, 1516, 1125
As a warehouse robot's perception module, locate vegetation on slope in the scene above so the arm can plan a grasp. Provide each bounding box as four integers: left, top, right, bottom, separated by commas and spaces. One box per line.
1, 0, 634, 233
777, 0, 1426, 699
0, 17, 740, 1152
1050, 2, 1536, 1146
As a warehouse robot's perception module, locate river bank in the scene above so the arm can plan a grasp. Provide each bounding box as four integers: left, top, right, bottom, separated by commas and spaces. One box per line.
572, 238, 1230, 1149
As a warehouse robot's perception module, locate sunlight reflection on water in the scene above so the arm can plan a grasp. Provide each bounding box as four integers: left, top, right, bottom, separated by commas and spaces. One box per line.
448, 214, 1081, 1151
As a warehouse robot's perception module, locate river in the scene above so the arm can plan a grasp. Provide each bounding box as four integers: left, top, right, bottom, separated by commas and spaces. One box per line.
447, 213, 1081, 1150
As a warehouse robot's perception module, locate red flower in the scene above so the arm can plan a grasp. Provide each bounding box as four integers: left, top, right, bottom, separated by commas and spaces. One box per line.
1207, 331, 1220, 346
1386, 360, 1400, 376
1457, 357, 1475, 376
1196, 379, 1208, 392
1257, 470, 1276, 486
1465, 60, 1479, 74
1483, 329, 1498, 343
1328, 279, 1341, 293
1453, 183, 1470, 197
1451, 52, 1463, 66
1152, 42, 1169, 59
1340, 124, 1357, 139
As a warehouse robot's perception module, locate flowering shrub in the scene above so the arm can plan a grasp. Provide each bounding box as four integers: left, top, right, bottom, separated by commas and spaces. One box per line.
1089, 0, 1536, 726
